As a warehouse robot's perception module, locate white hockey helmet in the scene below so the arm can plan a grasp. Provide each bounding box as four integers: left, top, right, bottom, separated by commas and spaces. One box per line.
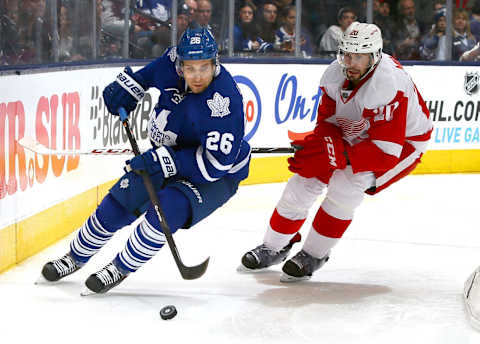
337, 22, 383, 79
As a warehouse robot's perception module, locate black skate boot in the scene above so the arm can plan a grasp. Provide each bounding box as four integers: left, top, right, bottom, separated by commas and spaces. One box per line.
83, 262, 129, 294
41, 253, 83, 282
281, 250, 329, 282
239, 233, 301, 271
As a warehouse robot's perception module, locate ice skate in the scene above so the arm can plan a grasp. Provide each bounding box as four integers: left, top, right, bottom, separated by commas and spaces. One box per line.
238, 233, 301, 272
38, 253, 83, 283
280, 250, 329, 282
82, 262, 128, 295
464, 266, 480, 330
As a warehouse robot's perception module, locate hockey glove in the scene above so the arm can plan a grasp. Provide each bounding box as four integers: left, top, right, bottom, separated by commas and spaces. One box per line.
288, 133, 325, 179
103, 66, 147, 116
288, 123, 347, 183
125, 146, 178, 178
290, 133, 325, 157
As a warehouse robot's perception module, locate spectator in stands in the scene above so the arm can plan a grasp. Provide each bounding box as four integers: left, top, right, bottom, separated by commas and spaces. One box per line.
133, 0, 171, 31
101, 0, 130, 58
460, 41, 480, 61
452, 8, 477, 60
470, 1, 480, 42
419, 7, 448, 60
0, 0, 21, 64
272, 0, 293, 13
188, 0, 223, 45
273, 0, 293, 7
176, 2, 191, 38
374, 0, 395, 55
392, 0, 427, 60
193, 0, 210, 27
318, 7, 356, 58
190, 0, 219, 37
184, 0, 197, 24
101, 33, 124, 59
131, 0, 171, 57
274, 5, 313, 57
58, 4, 85, 62
256, 1, 279, 45
233, 1, 272, 53
415, 0, 446, 29
17, 0, 50, 63
102, 0, 125, 35
434, 0, 447, 11
149, 2, 194, 57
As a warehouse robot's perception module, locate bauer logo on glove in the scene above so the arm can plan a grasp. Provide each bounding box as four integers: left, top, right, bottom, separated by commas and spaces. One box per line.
160, 156, 176, 177
116, 70, 146, 101
125, 146, 178, 178
103, 66, 147, 115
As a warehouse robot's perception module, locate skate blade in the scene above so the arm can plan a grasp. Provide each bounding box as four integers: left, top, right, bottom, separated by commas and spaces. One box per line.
34, 274, 53, 285
80, 287, 96, 297
280, 273, 311, 283
236, 264, 269, 273
464, 269, 480, 330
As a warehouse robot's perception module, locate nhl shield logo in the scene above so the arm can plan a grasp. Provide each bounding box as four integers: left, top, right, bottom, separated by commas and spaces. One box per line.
464, 72, 480, 95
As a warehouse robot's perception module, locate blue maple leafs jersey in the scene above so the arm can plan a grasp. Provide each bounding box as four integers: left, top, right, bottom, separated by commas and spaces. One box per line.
136, 47, 251, 184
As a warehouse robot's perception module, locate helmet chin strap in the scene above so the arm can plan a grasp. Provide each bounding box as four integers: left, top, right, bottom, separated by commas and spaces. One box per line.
359, 53, 381, 80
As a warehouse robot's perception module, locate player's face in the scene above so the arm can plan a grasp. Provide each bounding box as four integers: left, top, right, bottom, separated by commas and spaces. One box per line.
182, 59, 215, 93
341, 52, 371, 83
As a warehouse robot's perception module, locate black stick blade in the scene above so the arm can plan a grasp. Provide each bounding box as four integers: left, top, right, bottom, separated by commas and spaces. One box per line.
179, 257, 210, 280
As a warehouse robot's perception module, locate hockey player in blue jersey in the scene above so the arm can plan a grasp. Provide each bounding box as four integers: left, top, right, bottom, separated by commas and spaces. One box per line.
40, 27, 251, 294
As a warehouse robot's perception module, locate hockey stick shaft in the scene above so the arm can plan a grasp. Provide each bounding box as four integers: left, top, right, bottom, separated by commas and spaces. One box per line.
19, 137, 294, 155
251, 147, 294, 154
119, 107, 209, 280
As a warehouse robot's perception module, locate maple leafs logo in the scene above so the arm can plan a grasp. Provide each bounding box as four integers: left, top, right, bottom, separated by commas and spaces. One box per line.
207, 92, 231, 118
168, 47, 177, 62
120, 178, 129, 189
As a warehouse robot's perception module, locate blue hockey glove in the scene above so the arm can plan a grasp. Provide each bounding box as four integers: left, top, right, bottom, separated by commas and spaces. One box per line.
103, 66, 147, 116
125, 146, 178, 178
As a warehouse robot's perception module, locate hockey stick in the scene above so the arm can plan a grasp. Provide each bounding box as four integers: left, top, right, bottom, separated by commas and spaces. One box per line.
18, 137, 140, 155
252, 147, 294, 154
119, 107, 209, 280
18, 137, 294, 155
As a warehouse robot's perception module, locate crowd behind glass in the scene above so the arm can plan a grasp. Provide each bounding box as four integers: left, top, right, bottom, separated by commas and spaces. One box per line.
1, 0, 479, 67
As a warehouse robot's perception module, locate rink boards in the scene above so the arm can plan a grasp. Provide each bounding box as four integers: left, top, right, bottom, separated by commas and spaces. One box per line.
1, 62, 479, 273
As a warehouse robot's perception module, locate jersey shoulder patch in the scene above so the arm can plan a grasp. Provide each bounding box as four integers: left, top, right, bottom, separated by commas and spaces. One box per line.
207, 92, 231, 118
167, 47, 177, 62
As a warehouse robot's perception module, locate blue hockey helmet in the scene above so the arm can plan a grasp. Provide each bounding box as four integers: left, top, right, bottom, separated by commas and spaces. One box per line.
177, 27, 218, 61
176, 27, 220, 77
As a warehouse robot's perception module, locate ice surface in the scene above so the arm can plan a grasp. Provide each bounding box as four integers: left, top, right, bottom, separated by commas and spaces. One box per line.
1, 174, 480, 344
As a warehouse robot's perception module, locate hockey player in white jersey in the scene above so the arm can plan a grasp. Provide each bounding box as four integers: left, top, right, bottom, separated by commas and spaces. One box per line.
240, 22, 433, 281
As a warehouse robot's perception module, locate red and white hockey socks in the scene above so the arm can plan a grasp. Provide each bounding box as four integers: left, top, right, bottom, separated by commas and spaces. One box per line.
263, 208, 306, 251
302, 207, 352, 259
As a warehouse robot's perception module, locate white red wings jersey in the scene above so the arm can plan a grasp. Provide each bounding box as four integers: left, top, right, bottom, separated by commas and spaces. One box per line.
317, 53, 433, 174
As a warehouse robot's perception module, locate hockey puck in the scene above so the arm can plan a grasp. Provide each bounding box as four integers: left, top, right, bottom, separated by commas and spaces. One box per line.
160, 305, 177, 320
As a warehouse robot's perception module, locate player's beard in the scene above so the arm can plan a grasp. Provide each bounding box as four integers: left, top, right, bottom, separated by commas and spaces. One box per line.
346, 68, 363, 82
